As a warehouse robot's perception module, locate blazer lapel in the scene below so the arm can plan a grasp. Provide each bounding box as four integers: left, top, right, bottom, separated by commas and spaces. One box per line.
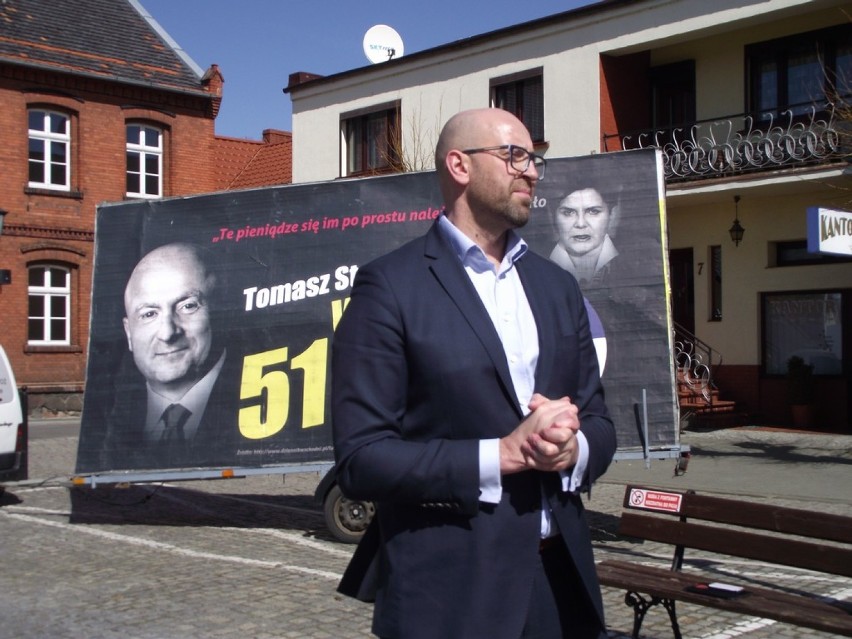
423, 223, 520, 415
516, 255, 557, 390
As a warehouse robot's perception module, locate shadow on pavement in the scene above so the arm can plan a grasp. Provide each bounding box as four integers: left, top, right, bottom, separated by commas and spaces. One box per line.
688, 440, 852, 465
0, 489, 23, 506
68, 484, 335, 541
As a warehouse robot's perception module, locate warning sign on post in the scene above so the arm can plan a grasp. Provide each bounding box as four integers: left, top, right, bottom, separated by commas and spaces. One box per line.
627, 487, 683, 513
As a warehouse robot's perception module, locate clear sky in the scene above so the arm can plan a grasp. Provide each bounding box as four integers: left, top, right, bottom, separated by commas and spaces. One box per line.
138, 0, 597, 140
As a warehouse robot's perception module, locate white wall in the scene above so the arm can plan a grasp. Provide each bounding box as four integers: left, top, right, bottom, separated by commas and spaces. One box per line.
290, 0, 832, 183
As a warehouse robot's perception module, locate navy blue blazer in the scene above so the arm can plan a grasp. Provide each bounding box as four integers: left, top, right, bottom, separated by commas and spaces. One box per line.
332, 220, 617, 639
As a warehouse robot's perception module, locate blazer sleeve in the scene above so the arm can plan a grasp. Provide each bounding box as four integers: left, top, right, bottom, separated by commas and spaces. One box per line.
331, 259, 481, 512
521, 256, 617, 489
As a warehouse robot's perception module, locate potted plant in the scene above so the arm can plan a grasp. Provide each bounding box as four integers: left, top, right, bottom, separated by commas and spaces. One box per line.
786, 356, 815, 428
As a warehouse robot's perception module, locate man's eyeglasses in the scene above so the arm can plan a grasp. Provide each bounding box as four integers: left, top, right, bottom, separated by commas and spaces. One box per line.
461, 144, 547, 180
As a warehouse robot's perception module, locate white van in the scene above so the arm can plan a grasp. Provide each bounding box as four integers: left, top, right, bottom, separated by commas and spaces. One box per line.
0, 344, 27, 483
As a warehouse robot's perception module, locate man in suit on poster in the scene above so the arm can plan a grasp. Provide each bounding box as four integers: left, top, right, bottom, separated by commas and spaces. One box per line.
102, 242, 238, 470
332, 108, 617, 638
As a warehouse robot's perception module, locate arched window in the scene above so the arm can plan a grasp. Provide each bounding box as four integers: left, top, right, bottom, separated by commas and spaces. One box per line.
126, 123, 163, 198
28, 265, 71, 345
28, 109, 71, 191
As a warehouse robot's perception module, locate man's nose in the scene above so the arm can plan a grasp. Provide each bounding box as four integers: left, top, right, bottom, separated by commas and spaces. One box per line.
523, 161, 540, 182
156, 312, 183, 341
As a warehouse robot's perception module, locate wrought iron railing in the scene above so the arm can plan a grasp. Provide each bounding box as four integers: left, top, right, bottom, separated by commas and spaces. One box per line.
603, 99, 849, 182
673, 322, 722, 406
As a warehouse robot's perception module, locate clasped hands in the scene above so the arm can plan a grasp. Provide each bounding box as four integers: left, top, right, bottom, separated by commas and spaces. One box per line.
500, 393, 580, 474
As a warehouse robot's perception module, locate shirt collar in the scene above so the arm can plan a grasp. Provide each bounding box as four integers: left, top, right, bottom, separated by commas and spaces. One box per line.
144, 349, 227, 434
548, 234, 619, 274
437, 213, 527, 273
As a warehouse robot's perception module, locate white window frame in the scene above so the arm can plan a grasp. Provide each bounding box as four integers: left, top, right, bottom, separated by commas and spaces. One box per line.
28, 265, 71, 346
126, 123, 163, 198
28, 110, 71, 191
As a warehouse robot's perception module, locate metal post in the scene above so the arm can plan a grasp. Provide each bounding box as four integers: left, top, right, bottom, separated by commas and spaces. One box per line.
642, 388, 650, 469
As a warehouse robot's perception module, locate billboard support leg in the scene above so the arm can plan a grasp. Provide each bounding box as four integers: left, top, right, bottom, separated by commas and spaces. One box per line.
642, 388, 650, 469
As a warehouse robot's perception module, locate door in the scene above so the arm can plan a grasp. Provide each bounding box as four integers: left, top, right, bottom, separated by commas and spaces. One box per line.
651, 60, 696, 130
669, 248, 694, 335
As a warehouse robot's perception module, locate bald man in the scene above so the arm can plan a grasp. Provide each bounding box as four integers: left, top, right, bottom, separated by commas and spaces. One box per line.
332, 108, 616, 638
104, 242, 235, 470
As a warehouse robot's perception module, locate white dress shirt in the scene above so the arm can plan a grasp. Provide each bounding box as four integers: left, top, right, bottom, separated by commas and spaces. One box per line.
438, 215, 590, 536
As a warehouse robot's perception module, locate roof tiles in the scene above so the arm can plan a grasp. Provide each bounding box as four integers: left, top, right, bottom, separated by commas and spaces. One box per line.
0, 0, 204, 94
214, 131, 293, 190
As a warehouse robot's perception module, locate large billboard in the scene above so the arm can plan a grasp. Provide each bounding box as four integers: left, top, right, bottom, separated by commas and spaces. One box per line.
75, 149, 676, 477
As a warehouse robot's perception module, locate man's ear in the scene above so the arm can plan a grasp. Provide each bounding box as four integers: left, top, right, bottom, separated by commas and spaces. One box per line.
122, 317, 133, 352
445, 149, 471, 186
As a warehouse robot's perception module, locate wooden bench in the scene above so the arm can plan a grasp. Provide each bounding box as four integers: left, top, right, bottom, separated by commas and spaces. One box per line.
596, 484, 852, 638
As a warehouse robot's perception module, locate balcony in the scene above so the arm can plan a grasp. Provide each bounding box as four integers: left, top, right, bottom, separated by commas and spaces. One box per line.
603, 100, 850, 183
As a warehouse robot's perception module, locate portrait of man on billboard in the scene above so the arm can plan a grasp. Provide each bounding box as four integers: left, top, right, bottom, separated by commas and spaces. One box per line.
100, 242, 239, 470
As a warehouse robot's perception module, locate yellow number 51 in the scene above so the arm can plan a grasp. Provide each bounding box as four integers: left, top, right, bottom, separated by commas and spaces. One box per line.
238, 339, 328, 439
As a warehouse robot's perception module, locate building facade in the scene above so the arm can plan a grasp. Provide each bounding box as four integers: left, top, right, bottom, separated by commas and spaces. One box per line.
286, 0, 852, 430
0, 0, 291, 414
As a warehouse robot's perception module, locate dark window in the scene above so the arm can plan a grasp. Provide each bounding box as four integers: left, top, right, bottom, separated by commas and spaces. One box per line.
492, 74, 544, 143
709, 245, 722, 321
773, 240, 852, 267
651, 60, 696, 130
344, 107, 400, 176
746, 25, 852, 119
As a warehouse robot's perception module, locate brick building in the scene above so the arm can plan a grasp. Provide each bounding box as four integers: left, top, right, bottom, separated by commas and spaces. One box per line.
0, 0, 291, 414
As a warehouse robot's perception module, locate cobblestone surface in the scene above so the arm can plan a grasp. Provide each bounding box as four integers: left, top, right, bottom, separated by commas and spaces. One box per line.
0, 424, 849, 638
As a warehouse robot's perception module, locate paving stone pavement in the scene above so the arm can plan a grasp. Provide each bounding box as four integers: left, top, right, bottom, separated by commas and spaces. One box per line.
0, 421, 849, 638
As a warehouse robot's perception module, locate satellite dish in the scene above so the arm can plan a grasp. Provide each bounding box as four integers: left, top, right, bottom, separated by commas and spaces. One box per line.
363, 24, 404, 64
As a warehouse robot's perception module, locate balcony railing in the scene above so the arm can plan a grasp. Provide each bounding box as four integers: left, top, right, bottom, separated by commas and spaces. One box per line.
603, 100, 849, 182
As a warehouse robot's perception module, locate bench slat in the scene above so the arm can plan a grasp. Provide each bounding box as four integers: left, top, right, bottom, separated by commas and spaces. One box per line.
624, 485, 852, 544
619, 511, 852, 577
597, 559, 852, 637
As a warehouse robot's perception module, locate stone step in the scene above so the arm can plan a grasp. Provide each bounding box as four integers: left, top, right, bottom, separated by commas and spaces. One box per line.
680, 399, 737, 413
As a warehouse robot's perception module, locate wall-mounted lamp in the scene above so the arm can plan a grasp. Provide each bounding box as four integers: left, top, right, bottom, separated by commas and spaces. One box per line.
729, 195, 745, 246
0, 209, 6, 237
